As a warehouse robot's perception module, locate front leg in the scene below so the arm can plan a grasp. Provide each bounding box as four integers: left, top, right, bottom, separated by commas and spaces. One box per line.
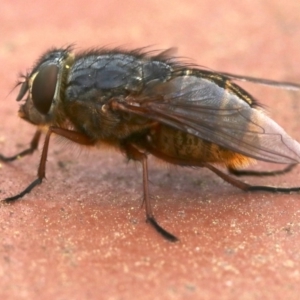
0, 129, 42, 162
3, 126, 95, 203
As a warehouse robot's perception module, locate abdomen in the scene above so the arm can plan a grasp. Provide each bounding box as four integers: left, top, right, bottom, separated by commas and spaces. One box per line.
148, 125, 253, 168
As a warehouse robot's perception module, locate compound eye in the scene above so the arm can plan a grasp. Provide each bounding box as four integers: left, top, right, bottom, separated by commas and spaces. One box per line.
32, 64, 58, 114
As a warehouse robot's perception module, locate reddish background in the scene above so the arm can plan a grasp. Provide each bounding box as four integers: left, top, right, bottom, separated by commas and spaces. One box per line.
1, 1, 300, 299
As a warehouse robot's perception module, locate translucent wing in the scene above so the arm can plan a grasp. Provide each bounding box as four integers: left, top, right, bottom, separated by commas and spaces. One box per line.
219, 72, 300, 91
116, 75, 300, 164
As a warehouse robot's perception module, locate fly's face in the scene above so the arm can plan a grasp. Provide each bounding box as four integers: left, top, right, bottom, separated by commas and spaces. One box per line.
17, 48, 75, 126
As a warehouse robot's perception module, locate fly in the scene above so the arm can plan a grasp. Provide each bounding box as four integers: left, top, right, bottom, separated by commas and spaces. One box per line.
1, 45, 300, 242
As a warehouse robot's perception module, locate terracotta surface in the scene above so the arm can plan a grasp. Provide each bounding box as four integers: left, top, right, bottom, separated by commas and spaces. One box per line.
1, 1, 300, 299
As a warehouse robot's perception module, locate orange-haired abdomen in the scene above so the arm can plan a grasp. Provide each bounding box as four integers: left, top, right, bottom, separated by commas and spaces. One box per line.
147, 125, 253, 169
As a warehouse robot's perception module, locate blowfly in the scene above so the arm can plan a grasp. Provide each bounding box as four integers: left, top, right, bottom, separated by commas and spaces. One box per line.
1, 45, 300, 241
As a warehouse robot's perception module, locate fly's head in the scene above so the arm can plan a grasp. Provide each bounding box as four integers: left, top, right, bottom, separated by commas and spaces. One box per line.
16, 47, 75, 126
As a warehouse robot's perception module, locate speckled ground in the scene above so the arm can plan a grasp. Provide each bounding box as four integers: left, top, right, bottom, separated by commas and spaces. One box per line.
1, 1, 300, 299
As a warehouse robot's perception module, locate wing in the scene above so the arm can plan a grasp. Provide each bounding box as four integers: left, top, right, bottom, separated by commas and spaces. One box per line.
219, 72, 300, 91
113, 75, 300, 164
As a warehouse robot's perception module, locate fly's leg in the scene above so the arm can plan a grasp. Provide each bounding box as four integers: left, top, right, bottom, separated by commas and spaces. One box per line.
3, 129, 51, 202
142, 157, 178, 242
0, 130, 42, 162
228, 164, 296, 177
123, 143, 178, 242
3, 126, 95, 203
204, 163, 300, 193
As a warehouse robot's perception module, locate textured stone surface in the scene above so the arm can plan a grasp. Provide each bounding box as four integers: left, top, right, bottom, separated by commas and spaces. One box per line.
1, 1, 300, 299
